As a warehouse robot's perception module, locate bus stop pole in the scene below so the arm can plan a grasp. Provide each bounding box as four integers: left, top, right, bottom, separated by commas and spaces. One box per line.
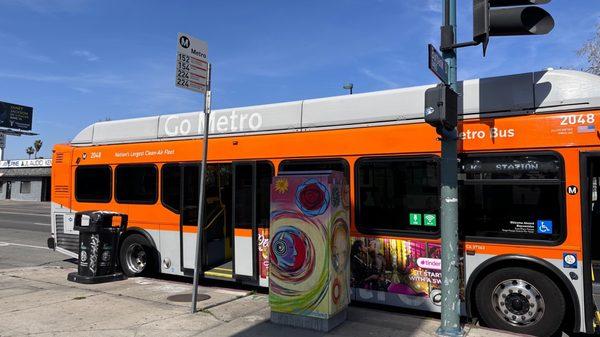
437, 0, 462, 336
191, 63, 212, 314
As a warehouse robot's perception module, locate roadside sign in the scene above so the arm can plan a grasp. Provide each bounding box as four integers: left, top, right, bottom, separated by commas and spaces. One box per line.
176, 32, 209, 94
0, 101, 33, 131
424, 214, 437, 227
428, 44, 448, 85
409, 213, 422, 226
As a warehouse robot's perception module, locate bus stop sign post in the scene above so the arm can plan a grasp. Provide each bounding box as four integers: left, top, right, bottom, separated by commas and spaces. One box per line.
175, 32, 211, 314
191, 63, 211, 314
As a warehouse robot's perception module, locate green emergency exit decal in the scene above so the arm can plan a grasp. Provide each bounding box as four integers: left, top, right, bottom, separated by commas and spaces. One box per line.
409, 213, 422, 226
424, 214, 437, 226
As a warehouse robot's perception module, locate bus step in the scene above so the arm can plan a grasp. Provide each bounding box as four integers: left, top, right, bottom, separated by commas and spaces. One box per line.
204, 267, 233, 280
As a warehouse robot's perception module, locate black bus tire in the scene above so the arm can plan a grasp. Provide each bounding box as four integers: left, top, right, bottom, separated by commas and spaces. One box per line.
475, 267, 565, 337
119, 234, 156, 277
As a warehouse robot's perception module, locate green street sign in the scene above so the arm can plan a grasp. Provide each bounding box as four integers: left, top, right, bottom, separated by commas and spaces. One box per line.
409, 213, 422, 226
424, 214, 437, 226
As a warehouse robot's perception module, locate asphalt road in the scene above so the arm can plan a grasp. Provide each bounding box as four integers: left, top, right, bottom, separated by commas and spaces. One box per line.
0, 200, 75, 270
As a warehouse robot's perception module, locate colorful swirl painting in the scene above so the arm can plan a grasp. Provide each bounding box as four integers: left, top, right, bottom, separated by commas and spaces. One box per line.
269, 172, 349, 319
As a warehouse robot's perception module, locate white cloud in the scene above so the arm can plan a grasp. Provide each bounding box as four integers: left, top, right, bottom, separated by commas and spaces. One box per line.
72, 87, 91, 93
0, 31, 53, 63
426, 0, 442, 14
0, 71, 127, 87
72, 50, 99, 62
361, 68, 399, 88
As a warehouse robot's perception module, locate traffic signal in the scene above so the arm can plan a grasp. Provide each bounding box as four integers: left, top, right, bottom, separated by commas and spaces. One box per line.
424, 84, 458, 132
473, 0, 554, 55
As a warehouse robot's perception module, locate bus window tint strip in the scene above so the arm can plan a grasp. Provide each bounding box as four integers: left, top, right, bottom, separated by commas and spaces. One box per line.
115, 164, 158, 204
279, 158, 350, 182
459, 153, 564, 243
460, 154, 561, 180
355, 157, 440, 236
75, 165, 112, 203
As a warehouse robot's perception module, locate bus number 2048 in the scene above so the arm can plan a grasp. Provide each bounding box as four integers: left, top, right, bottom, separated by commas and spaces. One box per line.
560, 114, 595, 126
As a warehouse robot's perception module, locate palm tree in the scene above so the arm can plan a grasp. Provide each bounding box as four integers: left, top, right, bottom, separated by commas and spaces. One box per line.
26, 147, 34, 159
33, 139, 43, 159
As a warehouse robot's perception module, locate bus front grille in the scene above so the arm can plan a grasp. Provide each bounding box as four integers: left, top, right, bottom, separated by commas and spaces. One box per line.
55, 214, 78, 253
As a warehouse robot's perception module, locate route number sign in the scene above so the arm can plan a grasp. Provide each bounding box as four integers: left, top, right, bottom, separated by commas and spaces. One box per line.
176, 33, 209, 94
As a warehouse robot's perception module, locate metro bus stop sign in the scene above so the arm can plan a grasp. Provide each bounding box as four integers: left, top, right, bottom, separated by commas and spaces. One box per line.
176, 33, 209, 94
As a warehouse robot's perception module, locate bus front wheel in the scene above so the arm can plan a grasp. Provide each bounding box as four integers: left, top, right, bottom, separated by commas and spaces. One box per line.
119, 234, 156, 277
475, 267, 565, 337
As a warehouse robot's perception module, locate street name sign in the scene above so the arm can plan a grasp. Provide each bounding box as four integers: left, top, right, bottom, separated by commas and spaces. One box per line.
0, 101, 33, 131
428, 44, 448, 85
176, 33, 209, 94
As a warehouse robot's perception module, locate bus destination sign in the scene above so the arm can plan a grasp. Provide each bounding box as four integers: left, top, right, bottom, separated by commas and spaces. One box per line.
0, 101, 33, 131
176, 33, 209, 94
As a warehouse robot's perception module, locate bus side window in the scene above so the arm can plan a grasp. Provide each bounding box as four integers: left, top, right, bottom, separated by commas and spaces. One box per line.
161, 163, 181, 213
75, 165, 112, 203
459, 153, 564, 243
355, 156, 440, 236
233, 162, 273, 229
256, 162, 273, 228
115, 164, 158, 204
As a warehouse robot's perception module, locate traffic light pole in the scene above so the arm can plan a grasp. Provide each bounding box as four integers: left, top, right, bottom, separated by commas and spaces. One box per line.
437, 0, 463, 336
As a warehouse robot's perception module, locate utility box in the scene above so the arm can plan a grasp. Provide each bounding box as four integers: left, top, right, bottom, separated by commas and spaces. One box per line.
269, 171, 350, 332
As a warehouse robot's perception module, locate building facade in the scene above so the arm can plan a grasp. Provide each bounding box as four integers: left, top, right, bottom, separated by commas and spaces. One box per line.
0, 159, 51, 201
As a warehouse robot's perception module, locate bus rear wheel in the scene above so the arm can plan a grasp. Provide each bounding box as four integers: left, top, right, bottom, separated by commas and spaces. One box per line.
475, 267, 565, 337
119, 234, 156, 277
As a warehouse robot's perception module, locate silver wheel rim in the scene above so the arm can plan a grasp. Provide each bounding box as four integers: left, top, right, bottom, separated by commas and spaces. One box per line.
491, 278, 545, 326
125, 243, 147, 274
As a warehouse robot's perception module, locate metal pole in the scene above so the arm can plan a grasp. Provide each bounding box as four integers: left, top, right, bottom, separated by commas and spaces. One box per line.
0, 134, 5, 161
437, 0, 463, 335
191, 63, 212, 313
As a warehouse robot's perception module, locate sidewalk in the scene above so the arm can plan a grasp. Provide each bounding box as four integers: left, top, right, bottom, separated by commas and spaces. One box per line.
0, 266, 522, 337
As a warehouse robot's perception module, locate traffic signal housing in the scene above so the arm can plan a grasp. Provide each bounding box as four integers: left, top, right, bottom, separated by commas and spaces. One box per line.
473, 0, 554, 55
424, 84, 458, 132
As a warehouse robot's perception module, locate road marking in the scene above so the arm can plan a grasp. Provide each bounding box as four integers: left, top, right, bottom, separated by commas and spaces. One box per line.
0, 241, 49, 250
0, 211, 50, 217
0, 218, 52, 226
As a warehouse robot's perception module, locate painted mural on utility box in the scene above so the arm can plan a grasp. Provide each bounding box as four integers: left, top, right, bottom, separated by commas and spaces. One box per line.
269, 171, 350, 319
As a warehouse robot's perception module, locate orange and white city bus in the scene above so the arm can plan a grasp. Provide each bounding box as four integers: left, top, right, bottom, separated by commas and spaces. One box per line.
50, 69, 600, 336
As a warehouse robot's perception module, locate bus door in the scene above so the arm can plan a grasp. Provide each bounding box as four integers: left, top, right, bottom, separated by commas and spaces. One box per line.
232, 161, 273, 285
582, 153, 600, 330
179, 163, 233, 278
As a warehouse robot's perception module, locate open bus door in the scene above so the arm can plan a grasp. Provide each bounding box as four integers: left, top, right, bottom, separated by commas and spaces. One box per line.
581, 152, 600, 333
232, 161, 273, 286
179, 163, 233, 278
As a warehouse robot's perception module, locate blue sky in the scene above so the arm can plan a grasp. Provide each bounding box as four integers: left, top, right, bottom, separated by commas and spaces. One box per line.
0, 0, 598, 159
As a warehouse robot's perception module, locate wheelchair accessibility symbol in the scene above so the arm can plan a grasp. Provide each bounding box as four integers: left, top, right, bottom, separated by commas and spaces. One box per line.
536, 220, 553, 234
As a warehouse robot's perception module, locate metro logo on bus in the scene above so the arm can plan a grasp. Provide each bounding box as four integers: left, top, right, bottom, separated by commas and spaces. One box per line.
163, 110, 264, 137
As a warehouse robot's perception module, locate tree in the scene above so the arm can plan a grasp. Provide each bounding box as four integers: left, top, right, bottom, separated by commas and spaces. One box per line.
579, 23, 600, 76
26, 147, 34, 159
33, 139, 43, 159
